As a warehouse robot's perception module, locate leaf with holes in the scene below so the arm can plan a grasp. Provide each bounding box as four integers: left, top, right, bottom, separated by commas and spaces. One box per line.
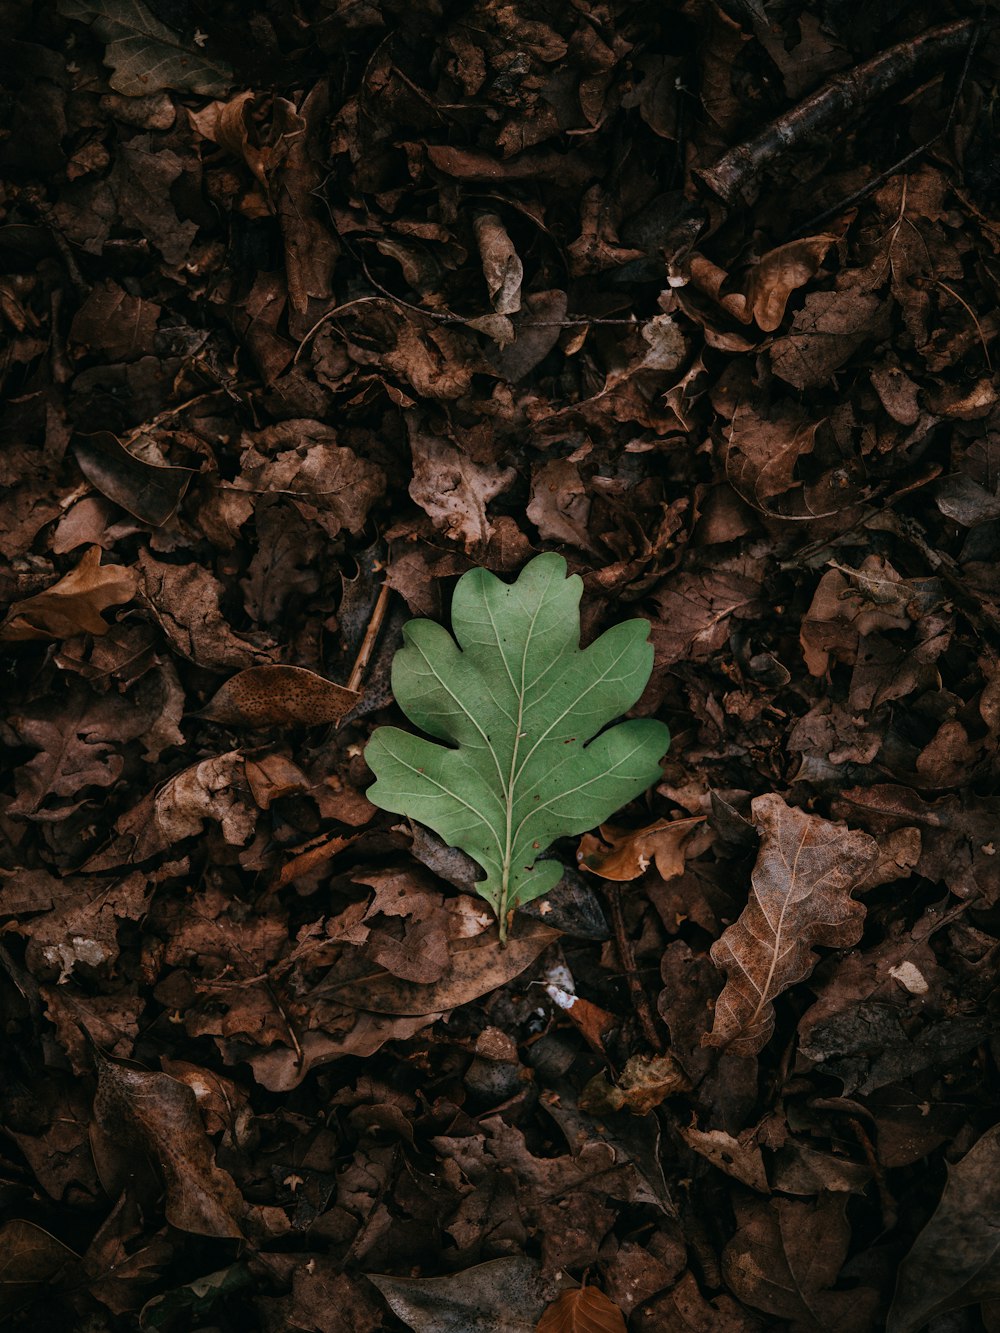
365, 553, 669, 942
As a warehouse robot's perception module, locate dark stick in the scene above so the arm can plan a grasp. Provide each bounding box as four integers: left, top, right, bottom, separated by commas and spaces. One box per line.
695, 18, 975, 207
604, 883, 665, 1053
791, 12, 984, 237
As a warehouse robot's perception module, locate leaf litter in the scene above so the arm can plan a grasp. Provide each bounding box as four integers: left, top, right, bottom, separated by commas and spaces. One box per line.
1, 0, 999, 1328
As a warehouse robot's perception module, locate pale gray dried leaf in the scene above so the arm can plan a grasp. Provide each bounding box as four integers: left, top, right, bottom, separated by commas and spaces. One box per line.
58, 0, 232, 96
369, 1256, 569, 1333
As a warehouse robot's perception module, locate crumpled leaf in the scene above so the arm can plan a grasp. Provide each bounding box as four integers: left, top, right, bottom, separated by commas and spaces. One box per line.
199, 666, 360, 728
535, 1287, 627, 1333
888, 1121, 1000, 1332
579, 1053, 690, 1115
705, 794, 878, 1055
366, 554, 669, 939
408, 426, 517, 552
1, 545, 136, 640
58, 0, 232, 97
91, 1058, 244, 1238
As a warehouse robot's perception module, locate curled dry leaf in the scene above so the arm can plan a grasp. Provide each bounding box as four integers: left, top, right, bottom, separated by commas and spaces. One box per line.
0, 545, 136, 641
73, 431, 195, 526
579, 1052, 690, 1116
474, 211, 523, 315
370, 1256, 565, 1333
705, 794, 878, 1056
743, 235, 837, 331
678, 1124, 769, 1193
536, 1287, 627, 1333
91, 1058, 244, 1238
199, 665, 360, 728
577, 816, 704, 881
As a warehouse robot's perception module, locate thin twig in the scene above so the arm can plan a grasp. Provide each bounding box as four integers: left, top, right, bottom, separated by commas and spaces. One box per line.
346, 578, 391, 695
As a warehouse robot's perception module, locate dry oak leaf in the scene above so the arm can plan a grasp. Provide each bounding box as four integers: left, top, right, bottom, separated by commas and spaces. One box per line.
91, 1058, 243, 1239
1, 546, 136, 641
705, 794, 877, 1056
199, 666, 360, 728
577, 816, 704, 881
408, 427, 516, 552
536, 1287, 627, 1333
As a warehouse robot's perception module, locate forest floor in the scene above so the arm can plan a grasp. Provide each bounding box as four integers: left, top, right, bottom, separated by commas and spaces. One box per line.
2, 1, 1000, 1329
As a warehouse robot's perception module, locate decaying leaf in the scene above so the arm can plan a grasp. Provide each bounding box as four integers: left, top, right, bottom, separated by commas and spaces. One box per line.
705, 794, 878, 1055
366, 554, 669, 939
579, 1053, 690, 1115
58, 0, 232, 96
199, 665, 360, 728
369, 1256, 567, 1333
535, 1287, 627, 1333
0, 1220, 78, 1317
91, 1058, 244, 1238
723, 1194, 879, 1330
888, 1121, 1000, 1332
1, 545, 136, 640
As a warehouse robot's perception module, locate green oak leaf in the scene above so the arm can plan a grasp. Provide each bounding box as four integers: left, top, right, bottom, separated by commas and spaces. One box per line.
365, 553, 669, 942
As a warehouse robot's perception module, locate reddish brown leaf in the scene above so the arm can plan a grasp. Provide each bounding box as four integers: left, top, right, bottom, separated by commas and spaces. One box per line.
536, 1287, 627, 1333
705, 794, 878, 1056
199, 665, 360, 728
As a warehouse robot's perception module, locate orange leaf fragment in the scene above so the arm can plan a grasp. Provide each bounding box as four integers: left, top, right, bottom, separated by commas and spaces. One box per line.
536, 1287, 627, 1333
577, 816, 704, 881
199, 665, 360, 727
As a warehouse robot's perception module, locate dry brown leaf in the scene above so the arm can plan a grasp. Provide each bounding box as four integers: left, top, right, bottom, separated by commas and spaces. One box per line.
678, 1124, 769, 1192
577, 816, 704, 881
0, 1220, 78, 1317
335, 917, 560, 1015
725, 401, 820, 508
188, 90, 269, 188
91, 1058, 244, 1238
527, 459, 597, 553
1, 546, 136, 641
743, 235, 837, 331
536, 1287, 627, 1333
199, 666, 360, 728
705, 794, 878, 1056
